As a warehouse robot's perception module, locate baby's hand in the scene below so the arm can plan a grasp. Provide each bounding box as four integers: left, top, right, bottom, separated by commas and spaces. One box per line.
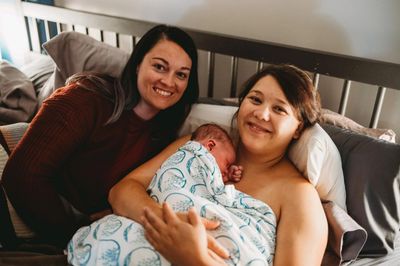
226, 165, 243, 183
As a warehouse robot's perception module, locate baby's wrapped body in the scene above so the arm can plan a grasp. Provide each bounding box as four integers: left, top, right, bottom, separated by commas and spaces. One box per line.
68, 141, 276, 265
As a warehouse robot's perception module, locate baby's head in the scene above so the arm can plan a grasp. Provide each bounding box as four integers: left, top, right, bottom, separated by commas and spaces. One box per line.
191, 123, 236, 181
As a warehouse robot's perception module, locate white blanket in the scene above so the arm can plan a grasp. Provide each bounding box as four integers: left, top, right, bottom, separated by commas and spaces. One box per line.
68, 141, 276, 265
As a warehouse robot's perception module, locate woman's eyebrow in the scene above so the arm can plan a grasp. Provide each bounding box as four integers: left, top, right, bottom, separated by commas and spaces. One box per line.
152, 57, 168, 64
275, 97, 290, 105
152, 57, 191, 71
250, 89, 289, 105
249, 89, 262, 95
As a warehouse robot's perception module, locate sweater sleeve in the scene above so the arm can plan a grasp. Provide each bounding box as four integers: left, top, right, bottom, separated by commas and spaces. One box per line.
2, 84, 108, 247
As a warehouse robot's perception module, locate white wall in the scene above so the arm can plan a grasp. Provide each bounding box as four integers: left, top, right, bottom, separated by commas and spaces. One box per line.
56, 0, 400, 64
0, 0, 30, 65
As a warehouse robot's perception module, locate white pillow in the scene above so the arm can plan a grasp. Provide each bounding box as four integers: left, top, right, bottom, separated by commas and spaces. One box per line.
181, 104, 347, 210
288, 123, 346, 210
179, 103, 238, 137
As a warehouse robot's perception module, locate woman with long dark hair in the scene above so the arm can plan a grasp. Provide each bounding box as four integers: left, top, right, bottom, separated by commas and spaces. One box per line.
2, 24, 199, 247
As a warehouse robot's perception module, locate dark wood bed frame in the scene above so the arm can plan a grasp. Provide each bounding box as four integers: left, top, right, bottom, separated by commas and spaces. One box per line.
16, 1, 400, 130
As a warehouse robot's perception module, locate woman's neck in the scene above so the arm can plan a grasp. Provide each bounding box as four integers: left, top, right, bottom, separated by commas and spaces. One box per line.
132, 100, 159, 120
236, 143, 286, 174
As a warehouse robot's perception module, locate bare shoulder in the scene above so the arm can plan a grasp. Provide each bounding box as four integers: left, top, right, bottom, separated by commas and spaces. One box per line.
273, 160, 328, 265
262, 160, 319, 219
282, 169, 322, 214
274, 160, 319, 202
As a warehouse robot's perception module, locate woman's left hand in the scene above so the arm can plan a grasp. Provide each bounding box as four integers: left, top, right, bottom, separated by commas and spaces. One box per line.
142, 202, 228, 266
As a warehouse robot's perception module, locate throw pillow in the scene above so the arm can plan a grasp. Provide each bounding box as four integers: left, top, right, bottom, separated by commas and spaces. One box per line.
0, 60, 37, 123
322, 123, 400, 256
40, 31, 130, 105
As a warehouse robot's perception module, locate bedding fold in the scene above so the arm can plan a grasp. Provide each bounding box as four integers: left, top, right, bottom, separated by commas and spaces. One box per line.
322, 201, 367, 266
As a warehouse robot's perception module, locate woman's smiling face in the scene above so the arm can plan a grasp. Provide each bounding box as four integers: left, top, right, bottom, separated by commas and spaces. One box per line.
237, 75, 302, 156
135, 39, 192, 119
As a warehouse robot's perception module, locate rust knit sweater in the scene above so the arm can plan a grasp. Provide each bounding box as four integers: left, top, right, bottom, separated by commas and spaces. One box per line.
2, 84, 170, 246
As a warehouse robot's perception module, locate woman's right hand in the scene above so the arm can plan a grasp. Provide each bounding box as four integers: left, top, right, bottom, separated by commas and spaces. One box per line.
175, 211, 220, 230
143, 202, 228, 266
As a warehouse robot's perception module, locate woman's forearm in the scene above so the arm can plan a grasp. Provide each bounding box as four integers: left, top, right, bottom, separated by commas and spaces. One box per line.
109, 178, 162, 223
109, 135, 190, 223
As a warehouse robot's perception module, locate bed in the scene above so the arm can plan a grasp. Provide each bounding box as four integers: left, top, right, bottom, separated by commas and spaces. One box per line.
0, 1, 399, 265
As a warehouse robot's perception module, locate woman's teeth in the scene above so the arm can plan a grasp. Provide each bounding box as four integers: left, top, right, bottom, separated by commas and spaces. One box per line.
154, 87, 172, 96
249, 123, 269, 133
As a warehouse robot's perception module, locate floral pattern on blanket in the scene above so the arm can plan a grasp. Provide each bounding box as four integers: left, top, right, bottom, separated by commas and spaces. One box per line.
68, 141, 276, 265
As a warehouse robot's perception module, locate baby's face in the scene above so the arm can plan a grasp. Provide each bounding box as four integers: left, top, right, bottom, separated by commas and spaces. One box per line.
210, 140, 236, 181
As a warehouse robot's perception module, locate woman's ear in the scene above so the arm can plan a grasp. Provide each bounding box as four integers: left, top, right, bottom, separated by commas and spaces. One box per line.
293, 123, 304, 140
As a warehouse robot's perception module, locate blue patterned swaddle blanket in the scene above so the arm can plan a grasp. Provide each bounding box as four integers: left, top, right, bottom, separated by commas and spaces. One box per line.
68, 141, 276, 265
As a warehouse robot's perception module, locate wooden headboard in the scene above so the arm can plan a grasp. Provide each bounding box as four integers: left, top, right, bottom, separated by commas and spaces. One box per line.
16, 1, 400, 130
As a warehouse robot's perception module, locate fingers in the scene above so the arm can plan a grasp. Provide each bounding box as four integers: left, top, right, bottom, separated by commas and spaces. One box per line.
161, 202, 180, 224
228, 165, 243, 182
143, 207, 166, 234
142, 208, 162, 247
148, 203, 220, 230
207, 234, 230, 259
208, 249, 229, 264
202, 217, 220, 230
187, 207, 202, 226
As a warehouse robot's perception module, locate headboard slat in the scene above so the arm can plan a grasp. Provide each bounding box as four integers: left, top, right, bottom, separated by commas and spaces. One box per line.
100, 30, 104, 42
313, 73, 320, 90
207, 52, 215, 98
257, 62, 264, 73
338, 80, 352, 116
131, 36, 136, 50
115, 33, 120, 48
27, 17, 40, 53
369, 86, 386, 128
43, 20, 50, 43
56, 22, 62, 34
230, 57, 239, 97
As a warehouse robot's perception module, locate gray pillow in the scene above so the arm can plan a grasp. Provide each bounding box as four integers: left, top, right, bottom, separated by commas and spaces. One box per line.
40, 31, 130, 105
19, 54, 55, 96
0, 60, 37, 123
322, 124, 400, 256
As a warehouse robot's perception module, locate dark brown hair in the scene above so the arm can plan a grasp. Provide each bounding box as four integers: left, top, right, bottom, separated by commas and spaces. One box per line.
233, 64, 321, 131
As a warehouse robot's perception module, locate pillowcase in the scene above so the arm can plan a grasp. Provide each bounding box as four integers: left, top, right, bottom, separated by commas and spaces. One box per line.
321, 108, 396, 143
288, 123, 347, 210
0, 60, 37, 123
40, 31, 130, 105
322, 123, 400, 256
179, 103, 238, 138
180, 104, 347, 210
19, 54, 55, 96
322, 201, 367, 265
